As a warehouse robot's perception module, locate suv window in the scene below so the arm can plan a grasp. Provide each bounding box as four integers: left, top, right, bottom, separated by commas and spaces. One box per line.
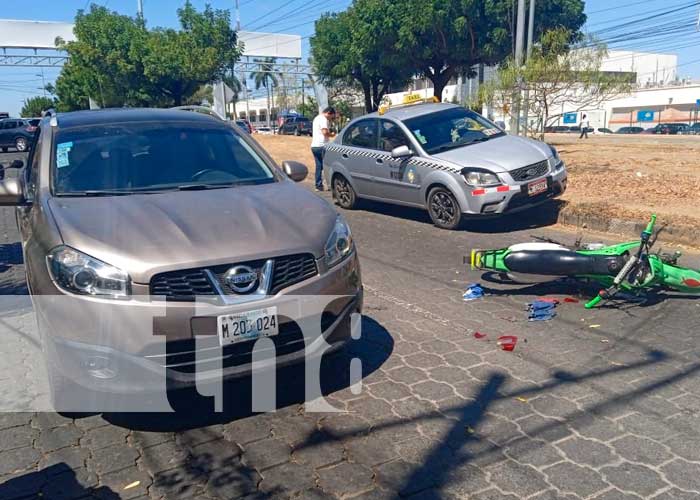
379, 120, 410, 152
343, 119, 378, 149
51, 123, 276, 195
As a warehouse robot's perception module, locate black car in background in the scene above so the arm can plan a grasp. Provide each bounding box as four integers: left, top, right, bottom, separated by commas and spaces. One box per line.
234, 119, 252, 133
278, 116, 312, 136
616, 126, 644, 134
643, 123, 689, 135
0, 118, 36, 152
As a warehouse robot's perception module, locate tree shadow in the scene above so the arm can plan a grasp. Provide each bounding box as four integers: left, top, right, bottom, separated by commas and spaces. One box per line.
350, 198, 564, 233
102, 315, 393, 432
0, 463, 121, 499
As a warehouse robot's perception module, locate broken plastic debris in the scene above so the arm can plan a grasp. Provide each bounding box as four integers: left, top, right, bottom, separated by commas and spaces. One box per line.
124, 481, 141, 490
516, 396, 528, 403
536, 297, 560, 304
473, 332, 487, 339
463, 283, 484, 301
497, 335, 518, 351
527, 300, 557, 321
600, 339, 610, 343
564, 297, 579, 303
589, 324, 601, 329
465, 425, 476, 434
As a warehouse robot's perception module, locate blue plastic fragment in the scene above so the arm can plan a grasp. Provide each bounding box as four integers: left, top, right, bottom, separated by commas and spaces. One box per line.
527, 300, 557, 321
463, 283, 484, 301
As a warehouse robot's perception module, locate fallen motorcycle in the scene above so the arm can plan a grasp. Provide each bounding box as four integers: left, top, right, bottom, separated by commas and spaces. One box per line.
471, 215, 700, 308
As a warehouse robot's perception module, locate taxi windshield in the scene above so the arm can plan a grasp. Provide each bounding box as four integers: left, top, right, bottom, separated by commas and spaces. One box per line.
404, 108, 505, 154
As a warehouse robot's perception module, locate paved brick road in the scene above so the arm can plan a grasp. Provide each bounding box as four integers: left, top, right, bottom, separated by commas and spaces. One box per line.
1, 167, 700, 499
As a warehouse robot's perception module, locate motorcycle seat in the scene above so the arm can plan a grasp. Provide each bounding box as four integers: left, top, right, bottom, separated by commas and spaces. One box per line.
504, 250, 627, 276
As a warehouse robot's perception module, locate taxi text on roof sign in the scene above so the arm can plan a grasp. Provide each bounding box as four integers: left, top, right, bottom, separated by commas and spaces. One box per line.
378, 95, 440, 115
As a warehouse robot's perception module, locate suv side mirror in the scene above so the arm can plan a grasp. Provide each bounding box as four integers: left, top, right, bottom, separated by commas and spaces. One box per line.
0, 178, 25, 206
282, 160, 308, 182
9, 159, 24, 169
391, 145, 413, 159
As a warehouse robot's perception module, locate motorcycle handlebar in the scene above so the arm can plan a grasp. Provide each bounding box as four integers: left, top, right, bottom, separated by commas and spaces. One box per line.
644, 214, 657, 236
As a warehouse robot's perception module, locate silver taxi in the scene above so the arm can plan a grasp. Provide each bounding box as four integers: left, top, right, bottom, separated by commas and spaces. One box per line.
323, 101, 567, 229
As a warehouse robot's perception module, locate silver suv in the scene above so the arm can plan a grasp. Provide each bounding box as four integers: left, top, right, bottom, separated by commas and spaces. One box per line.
324, 102, 567, 229
0, 108, 362, 411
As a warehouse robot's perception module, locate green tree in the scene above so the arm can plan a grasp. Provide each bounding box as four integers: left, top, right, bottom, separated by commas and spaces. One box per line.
20, 96, 56, 117
311, 0, 413, 112
480, 29, 633, 138
391, 0, 587, 99
54, 2, 240, 110
250, 57, 279, 127
142, 1, 240, 106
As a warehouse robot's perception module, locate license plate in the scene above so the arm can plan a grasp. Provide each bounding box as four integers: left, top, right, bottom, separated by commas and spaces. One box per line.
217, 307, 278, 346
527, 179, 548, 196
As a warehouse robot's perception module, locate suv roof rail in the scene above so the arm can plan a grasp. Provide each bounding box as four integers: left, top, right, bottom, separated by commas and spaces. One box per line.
170, 105, 225, 121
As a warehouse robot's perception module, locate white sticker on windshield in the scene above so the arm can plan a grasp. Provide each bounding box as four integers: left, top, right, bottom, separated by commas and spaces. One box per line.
56, 141, 73, 168
482, 128, 499, 136
413, 130, 427, 144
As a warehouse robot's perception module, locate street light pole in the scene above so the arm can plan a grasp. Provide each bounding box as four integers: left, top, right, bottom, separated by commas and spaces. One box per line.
137, 0, 143, 18
511, 0, 527, 135
522, 0, 535, 136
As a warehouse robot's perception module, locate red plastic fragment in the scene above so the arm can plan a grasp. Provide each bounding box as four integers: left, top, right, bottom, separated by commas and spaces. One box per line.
536, 297, 560, 304
564, 297, 580, 303
473, 332, 487, 339
497, 335, 518, 351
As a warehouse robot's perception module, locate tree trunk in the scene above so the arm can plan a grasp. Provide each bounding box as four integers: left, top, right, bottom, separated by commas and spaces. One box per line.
361, 80, 372, 113
429, 66, 456, 102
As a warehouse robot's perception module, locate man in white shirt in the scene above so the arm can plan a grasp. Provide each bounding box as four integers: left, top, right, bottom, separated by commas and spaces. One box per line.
579, 114, 590, 139
311, 106, 336, 191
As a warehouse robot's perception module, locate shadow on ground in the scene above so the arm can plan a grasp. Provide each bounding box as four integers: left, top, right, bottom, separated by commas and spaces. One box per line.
351, 198, 564, 233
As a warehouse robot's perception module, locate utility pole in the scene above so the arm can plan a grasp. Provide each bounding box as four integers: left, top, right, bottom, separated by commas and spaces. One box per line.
522, 0, 535, 136
511, 0, 527, 135
137, 0, 143, 18
235, 0, 241, 31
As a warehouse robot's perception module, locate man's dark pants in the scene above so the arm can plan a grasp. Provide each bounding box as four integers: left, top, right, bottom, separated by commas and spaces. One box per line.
311, 146, 325, 189
579, 129, 588, 139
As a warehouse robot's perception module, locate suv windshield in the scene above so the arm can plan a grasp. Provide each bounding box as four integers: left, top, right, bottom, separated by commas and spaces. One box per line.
403, 107, 505, 154
52, 122, 275, 195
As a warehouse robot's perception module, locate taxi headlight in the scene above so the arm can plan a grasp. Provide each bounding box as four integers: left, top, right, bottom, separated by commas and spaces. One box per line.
47, 246, 131, 298
324, 216, 354, 268
462, 170, 501, 187
547, 145, 565, 171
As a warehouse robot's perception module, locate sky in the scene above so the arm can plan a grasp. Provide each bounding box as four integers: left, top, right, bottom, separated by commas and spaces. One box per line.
1, 0, 699, 115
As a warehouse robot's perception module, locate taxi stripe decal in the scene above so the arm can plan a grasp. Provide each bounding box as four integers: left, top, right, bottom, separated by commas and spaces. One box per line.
325, 144, 460, 173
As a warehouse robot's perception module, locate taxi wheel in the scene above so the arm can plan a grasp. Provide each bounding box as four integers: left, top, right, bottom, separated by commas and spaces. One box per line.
428, 187, 462, 230
332, 175, 357, 209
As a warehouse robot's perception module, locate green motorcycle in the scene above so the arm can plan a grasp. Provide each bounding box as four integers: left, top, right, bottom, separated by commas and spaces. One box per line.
471, 215, 700, 308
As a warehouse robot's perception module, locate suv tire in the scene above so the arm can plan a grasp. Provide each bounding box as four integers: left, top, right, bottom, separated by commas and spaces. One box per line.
427, 187, 462, 230
332, 175, 358, 209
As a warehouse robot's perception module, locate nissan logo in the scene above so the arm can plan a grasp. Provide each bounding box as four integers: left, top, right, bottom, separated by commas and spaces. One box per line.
526, 168, 537, 177
224, 265, 259, 293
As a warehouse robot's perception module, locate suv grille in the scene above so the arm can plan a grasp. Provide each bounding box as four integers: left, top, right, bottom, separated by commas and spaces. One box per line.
150, 254, 318, 300
510, 160, 549, 182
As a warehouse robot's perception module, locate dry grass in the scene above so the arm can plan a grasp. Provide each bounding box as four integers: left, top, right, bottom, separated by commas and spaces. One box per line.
253, 133, 700, 231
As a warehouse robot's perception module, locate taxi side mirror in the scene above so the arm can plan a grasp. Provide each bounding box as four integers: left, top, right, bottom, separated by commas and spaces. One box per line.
391, 145, 413, 159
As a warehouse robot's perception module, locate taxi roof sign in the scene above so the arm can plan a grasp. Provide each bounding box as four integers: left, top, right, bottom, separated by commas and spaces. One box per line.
378, 95, 440, 115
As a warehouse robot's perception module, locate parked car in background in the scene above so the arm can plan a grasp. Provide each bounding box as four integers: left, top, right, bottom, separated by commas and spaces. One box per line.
278, 116, 312, 136
255, 126, 273, 135
544, 126, 571, 133
616, 126, 644, 134
234, 119, 253, 133
681, 123, 700, 135
324, 100, 567, 230
0, 107, 362, 411
648, 123, 689, 135
597, 128, 614, 134
0, 118, 36, 152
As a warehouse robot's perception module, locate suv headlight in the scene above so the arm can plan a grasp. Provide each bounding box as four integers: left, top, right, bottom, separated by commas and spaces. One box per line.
47, 246, 131, 298
324, 216, 354, 268
462, 170, 501, 187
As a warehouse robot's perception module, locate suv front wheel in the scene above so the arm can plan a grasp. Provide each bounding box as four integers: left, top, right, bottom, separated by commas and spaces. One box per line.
427, 187, 462, 230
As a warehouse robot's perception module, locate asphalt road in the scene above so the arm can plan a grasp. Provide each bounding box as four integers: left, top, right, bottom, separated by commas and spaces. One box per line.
1, 160, 700, 499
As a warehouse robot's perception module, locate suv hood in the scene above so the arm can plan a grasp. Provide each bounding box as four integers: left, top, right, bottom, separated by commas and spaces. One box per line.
48, 181, 336, 284
431, 135, 552, 173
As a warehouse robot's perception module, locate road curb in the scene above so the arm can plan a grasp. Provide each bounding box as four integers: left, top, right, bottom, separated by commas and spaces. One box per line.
557, 202, 697, 247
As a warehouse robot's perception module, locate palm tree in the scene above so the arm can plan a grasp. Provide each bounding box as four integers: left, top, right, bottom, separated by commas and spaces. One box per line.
250, 57, 278, 128
224, 71, 243, 119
